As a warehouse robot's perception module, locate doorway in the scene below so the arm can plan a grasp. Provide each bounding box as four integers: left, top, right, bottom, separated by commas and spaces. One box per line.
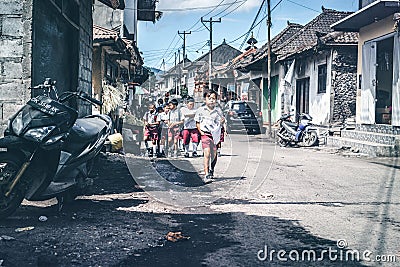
296, 78, 310, 114
32, 0, 79, 108
375, 37, 393, 124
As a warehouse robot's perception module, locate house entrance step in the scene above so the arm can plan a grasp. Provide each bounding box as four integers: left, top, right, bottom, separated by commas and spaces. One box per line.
327, 136, 399, 157
340, 130, 399, 145
355, 124, 400, 135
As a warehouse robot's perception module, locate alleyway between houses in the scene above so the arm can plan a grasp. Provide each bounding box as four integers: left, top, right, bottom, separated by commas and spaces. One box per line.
1, 133, 399, 266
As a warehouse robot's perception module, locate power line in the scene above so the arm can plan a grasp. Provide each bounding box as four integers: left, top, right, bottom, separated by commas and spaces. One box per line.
185, 0, 226, 31
213, 0, 240, 17
125, 1, 246, 12
227, 0, 284, 46
156, 34, 179, 68
239, 0, 266, 49
286, 0, 320, 13
219, 0, 248, 18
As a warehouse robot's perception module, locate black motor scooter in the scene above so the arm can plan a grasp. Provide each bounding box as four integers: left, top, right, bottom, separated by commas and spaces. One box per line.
0, 78, 112, 218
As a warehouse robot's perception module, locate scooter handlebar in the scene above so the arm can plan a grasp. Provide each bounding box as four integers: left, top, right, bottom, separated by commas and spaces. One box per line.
79, 92, 103, 106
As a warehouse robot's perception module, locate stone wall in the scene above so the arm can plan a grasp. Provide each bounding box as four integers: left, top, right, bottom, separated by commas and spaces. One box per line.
0, 0, 33, 133
331, 47, 358, 123
78, 0, 94, 116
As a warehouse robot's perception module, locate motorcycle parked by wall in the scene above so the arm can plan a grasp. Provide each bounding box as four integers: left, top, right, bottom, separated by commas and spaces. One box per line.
0, 78, 112, 218
276, 113, 319, 147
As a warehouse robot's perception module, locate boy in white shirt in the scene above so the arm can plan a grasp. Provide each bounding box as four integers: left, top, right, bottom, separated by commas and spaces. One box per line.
167, 99, 183, 157
180, 97, 200, 157
157, 105, 170, 157
143, 104, 159, 157
194, 90, 225, 184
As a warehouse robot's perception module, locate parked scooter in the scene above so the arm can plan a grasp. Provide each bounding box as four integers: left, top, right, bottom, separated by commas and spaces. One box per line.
0, 78, 112, 218
276, 113, 319, 147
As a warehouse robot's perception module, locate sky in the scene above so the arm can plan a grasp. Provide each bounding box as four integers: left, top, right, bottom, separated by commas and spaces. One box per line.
137, 0, 359, 70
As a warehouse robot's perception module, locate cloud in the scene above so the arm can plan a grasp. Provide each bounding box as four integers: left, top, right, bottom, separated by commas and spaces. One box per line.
158, 0, 261, 13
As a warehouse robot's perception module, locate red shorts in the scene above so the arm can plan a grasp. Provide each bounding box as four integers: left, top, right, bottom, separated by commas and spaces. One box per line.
168, 126, 181, 140
201, 133, 216, 150
220, 126, 225, 143
144, 127, 159, 140
182, 129, 200, 145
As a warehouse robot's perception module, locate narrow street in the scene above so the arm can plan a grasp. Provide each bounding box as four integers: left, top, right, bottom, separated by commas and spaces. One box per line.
1, 133, 399, 266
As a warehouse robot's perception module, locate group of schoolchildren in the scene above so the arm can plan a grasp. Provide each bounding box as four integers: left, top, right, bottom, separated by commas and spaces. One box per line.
142, 90, 224, 183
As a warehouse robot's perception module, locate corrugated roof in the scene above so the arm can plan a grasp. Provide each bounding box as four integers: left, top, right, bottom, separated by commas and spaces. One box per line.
93, 24, 119, 41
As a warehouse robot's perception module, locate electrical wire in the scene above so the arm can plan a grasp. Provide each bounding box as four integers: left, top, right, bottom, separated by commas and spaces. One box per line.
227, 0, 284, 46
185, 0, 226, 31
125, 1, 246, 12
155, 34, 179, 68
239, 0, 266, 49
286, 0, 320, 13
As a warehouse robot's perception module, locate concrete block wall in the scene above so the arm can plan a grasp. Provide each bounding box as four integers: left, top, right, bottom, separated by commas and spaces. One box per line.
78, 0, 94, 117
0, 0, 33, 134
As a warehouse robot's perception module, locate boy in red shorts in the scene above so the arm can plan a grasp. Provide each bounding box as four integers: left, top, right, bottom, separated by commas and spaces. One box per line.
194, 90, 225, 184
143, 104, 159, 158
180, 97, 200, 157
167, 99, 183, 158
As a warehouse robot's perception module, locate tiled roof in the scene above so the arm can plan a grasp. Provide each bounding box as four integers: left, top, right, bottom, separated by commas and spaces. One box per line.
93, 24, 143, 66
232, 22, 303, 69
271, 22, 304, 50
195, 41, 242, 64
275, 8, 354, 60
98, 0, 125, 10
320, 31, 359, 45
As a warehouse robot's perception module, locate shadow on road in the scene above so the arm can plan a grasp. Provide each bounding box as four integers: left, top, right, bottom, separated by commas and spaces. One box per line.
0, 153, 368, 266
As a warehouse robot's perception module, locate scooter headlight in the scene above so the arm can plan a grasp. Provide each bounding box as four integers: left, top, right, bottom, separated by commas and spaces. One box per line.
24, 126, 56, 142
11, 112, 24, 135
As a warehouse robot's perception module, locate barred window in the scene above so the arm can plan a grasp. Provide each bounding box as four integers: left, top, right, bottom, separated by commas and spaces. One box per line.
317, 64, 327, 94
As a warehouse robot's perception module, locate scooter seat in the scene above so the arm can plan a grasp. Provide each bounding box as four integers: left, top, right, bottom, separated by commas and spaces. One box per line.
284, 121, 297, 129
69, 117, 106, 142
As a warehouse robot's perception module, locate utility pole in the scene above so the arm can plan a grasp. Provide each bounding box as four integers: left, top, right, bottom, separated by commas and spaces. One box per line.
178, 49, 180, 95
266, 0, 272, 137
201, 17, 221, 91
174, 52, 177, 96
178, 30, 191, 68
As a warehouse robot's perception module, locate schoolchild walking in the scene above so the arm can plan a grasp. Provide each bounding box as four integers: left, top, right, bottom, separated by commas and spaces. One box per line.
194, 90, 225, 184
157, 104, 170, 157
180, 97, 200, 157
143, 104, 159, 158
167, 99, 183, 157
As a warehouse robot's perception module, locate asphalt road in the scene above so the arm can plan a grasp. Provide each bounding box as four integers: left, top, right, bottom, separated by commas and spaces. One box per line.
122, 132, 400, 266
1, 132, 399, 266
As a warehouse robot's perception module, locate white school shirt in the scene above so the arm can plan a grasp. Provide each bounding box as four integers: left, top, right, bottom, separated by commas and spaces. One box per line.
194, 105, 223, 144
143, 111, 158, 125
157, 112, 169, 129
168, 107, 182, 123
180, 106, 197, 130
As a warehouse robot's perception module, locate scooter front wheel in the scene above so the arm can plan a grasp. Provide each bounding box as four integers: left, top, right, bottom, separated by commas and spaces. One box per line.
278, 138, 289, 147
302, 130, 318, 147
0, 152, 26, 219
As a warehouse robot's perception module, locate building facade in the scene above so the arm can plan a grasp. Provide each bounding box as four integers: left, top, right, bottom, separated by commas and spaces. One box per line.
0, 0, 96, 134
